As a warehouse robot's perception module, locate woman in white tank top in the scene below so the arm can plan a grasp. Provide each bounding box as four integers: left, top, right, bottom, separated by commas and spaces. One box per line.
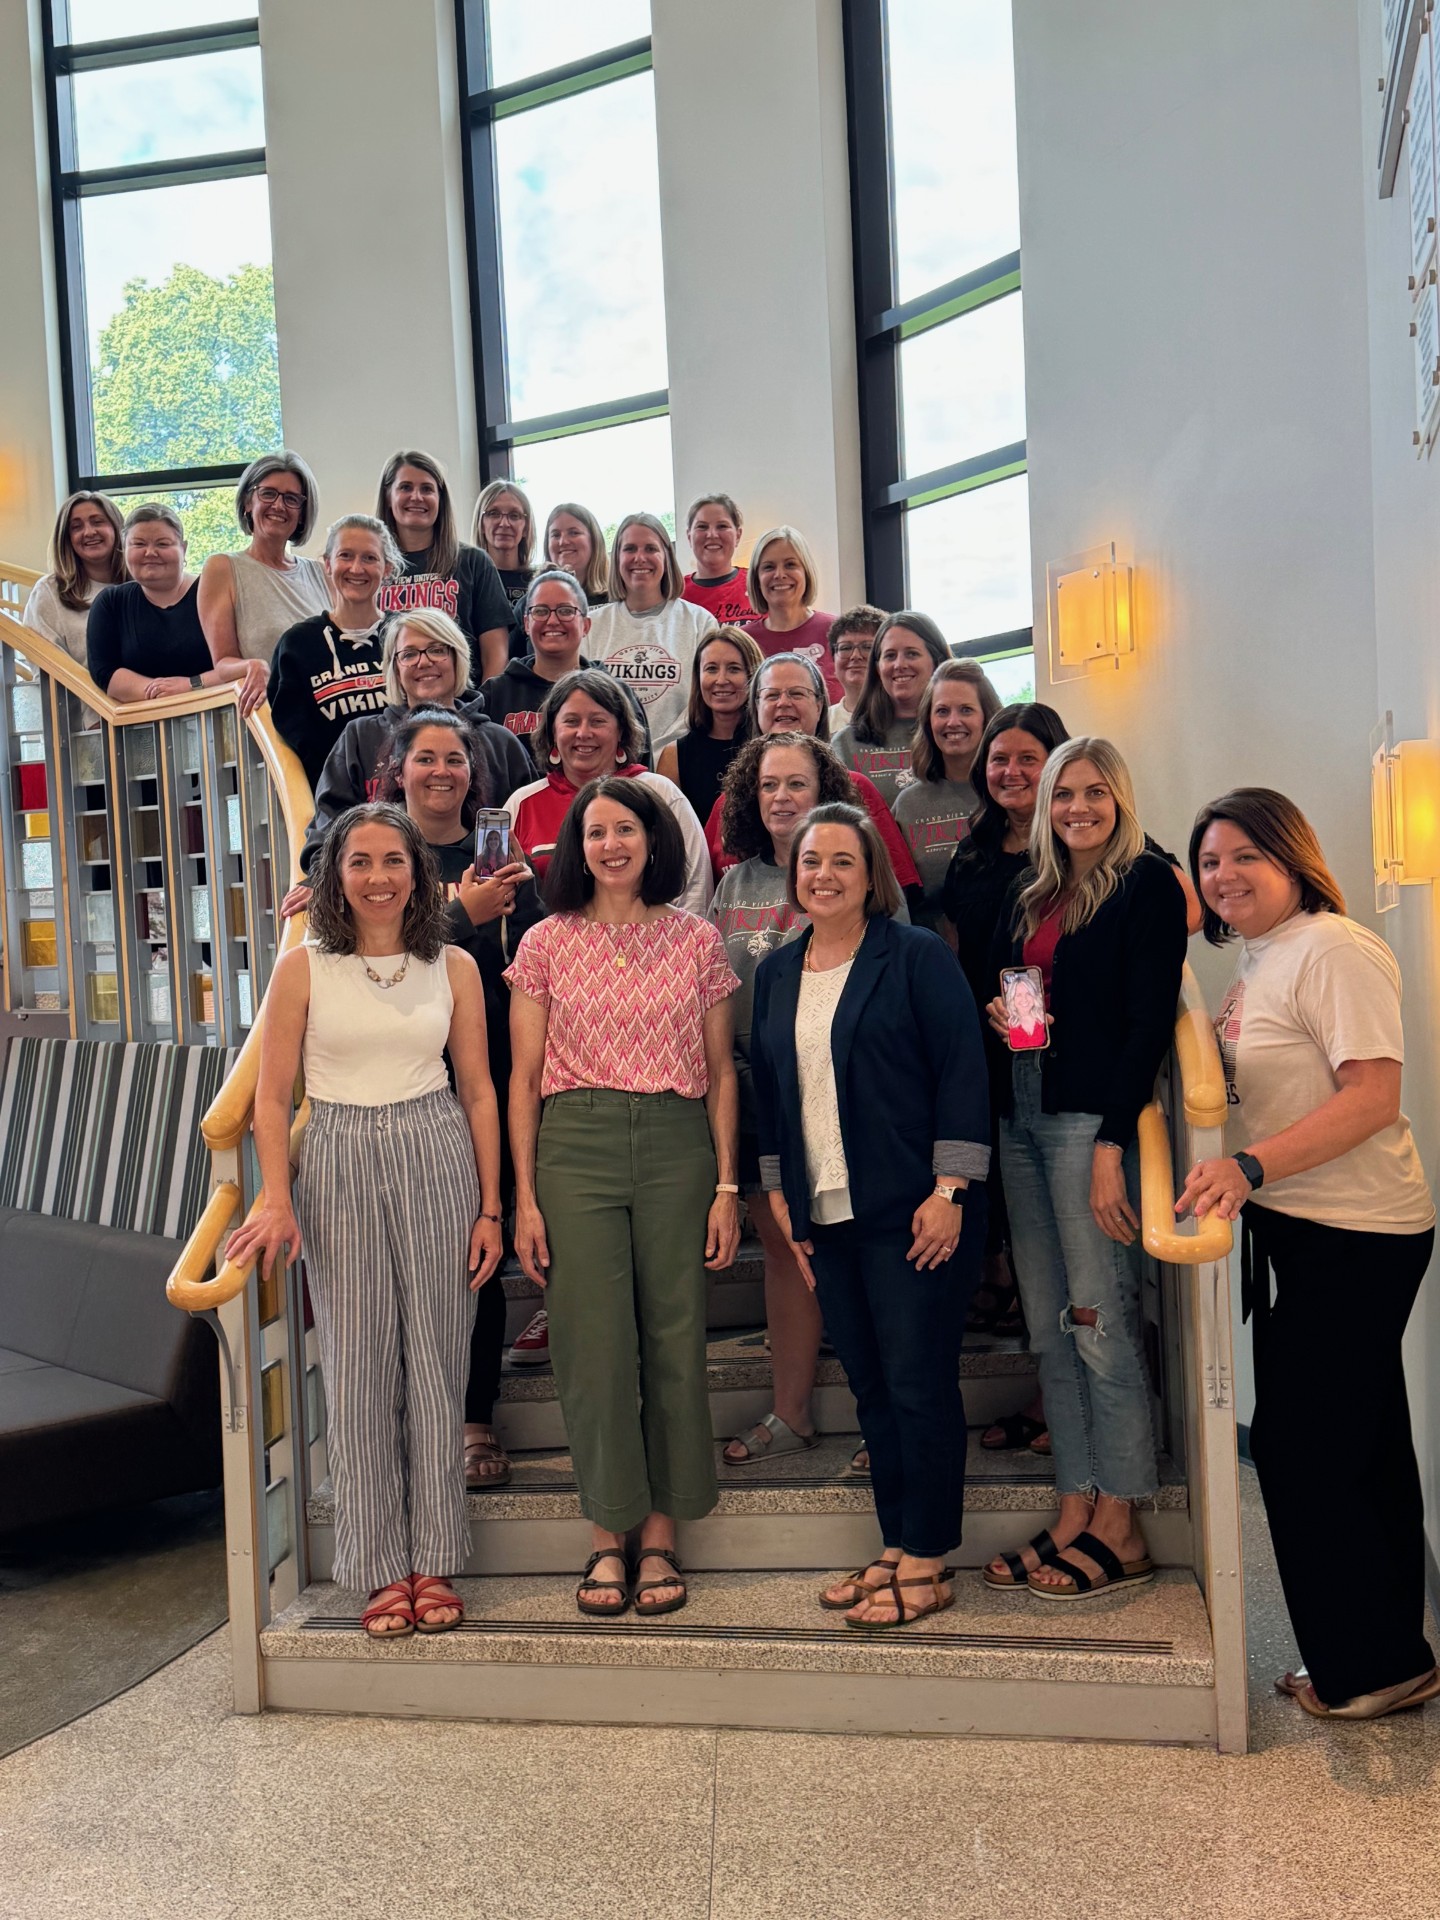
229, 802, 503, 1639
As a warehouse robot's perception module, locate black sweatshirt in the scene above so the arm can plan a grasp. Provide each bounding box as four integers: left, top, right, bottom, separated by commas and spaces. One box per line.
477, 653, 654, 768
266, 612, 389, 792
990, 850, 1188, 1147
376, 543, 512, 677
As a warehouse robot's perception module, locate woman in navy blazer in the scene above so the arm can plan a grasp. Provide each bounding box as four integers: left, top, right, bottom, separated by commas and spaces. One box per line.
751, 802, 990, 1629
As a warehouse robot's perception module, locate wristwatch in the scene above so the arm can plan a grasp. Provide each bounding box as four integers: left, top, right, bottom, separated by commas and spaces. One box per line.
934, 1182, 967, 1204
1232, 1151, 1265, 1191
189, 674, 205, 689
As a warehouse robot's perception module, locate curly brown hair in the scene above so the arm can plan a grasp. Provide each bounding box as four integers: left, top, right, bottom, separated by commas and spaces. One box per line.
305, 802, 448, 961
719, 730, 856, 862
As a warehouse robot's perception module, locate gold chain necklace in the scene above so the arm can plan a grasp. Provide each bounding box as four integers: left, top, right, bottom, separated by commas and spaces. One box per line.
804, 931, 864, 973
361, 953, 411, 990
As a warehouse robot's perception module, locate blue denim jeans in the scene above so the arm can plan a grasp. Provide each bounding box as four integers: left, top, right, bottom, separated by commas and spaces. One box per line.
998, 1054, 1158, 1501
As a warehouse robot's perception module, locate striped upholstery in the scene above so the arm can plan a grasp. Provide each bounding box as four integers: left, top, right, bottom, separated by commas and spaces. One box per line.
0, 1038, 237, 1239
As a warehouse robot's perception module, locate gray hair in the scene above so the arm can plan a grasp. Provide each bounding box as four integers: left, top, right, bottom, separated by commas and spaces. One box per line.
322, 512, 406, 580
748, 649, 832, 742
236, 450, 319, 544
523, 567, 590, 618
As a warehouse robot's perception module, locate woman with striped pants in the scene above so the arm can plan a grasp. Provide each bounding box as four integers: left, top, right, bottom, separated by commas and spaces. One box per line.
229, 801, 503, 1638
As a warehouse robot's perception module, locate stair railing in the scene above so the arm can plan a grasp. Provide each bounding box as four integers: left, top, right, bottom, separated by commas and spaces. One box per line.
0, 559, 318, 1713
1136, 961, 1248, 1753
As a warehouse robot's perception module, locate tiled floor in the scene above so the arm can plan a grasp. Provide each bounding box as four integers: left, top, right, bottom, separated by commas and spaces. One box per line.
0, 1471, 1436, 1920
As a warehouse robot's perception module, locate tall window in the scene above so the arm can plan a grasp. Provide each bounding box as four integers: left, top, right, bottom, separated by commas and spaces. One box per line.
42, 1, 281, 562
456, 0, 674, 540
845, 0, 1032, 700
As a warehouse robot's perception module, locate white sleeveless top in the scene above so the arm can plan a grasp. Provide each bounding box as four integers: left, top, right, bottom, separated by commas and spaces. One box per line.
231, 551, 328, 662
303, 946, 452, 1104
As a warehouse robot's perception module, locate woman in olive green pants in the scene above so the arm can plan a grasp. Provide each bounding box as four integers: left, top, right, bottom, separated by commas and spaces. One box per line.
506, 776, 740, 1618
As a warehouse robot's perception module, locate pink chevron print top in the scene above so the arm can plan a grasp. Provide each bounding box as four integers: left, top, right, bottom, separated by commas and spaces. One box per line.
505, 909, 740, 1098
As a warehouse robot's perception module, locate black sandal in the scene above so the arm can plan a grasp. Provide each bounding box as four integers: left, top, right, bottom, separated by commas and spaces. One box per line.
980, 1412, 1048, 1452
576, 1550, 631, 1618
983, 1527, 1064, 1590
633, 1546, 688, 1617
1026, 1530, 1155, 1602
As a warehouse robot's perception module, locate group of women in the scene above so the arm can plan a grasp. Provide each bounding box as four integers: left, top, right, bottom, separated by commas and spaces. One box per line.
27, 456, 1436, 1721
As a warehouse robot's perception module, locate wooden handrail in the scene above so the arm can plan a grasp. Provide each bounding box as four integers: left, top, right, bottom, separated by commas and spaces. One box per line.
168, 1102, 311, 1310
1175, 964, 1228, 1129
1138, 1102, 1234, 1265
0, 604, 238, 725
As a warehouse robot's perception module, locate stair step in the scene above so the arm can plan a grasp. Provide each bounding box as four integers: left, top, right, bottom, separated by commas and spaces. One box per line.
495, 1325, 1039, 1449
505, 1248, 770, 1341
305, 1437, 1191, 1577
259, 1567, 1217, 1743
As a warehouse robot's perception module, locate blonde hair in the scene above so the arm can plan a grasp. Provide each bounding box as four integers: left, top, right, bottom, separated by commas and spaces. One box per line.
473, 479, 535, 568
610, 511, 684, 604
1019, 736, 1146, 938
382, 606, 470, 706
747, 524, 819, 617
49, 490, 125, 610
543, 501, 610, 599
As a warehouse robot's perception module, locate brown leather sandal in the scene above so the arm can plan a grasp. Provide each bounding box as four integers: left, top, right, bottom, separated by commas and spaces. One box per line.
818, 1556, 902, 1610
845, 1566, 956, 1631
634, 1546, 688, 1617
576, 1550, 631, 1617
464, 1423, 512, 1489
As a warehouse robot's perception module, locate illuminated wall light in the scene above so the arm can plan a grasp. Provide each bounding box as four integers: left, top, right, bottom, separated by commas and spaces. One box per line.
1370, 710, 1440, 911
1046, 541, 1135, 683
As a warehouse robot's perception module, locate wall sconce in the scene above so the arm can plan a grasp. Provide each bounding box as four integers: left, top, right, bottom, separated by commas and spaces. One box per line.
1370, 709, 1440, 911
1046, 541, 1135, 683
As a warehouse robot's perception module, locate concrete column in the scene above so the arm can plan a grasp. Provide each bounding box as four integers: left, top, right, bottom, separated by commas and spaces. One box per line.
258, 0, 481, 541
0, 0, 68, 570
650, 0, 864, 604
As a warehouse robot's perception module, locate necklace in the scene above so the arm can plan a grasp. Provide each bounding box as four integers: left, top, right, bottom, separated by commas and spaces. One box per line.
361, 952, 410, 990
804, 930, 865, 973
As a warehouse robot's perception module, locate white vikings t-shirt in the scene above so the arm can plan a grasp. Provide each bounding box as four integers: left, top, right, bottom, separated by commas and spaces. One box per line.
587, 597, 717, 754
1214, 911, 1433, 1233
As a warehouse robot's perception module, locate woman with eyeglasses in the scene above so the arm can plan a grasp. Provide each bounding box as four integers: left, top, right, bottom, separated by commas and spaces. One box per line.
199, 452, 328, 711
376, 449, 514, 684
700, 653, 922, 906
479, 570, 628, 766
543, 503, 611, 609
473, 480, 536, 649
826, 607, 885, 734
587, 513, 718, 754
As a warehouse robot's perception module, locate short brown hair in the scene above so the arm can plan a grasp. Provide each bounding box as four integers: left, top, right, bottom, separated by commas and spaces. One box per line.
305, 802, 448, 961
1189, 788, 1345, 946
787, 800, 903, 918
374, 706, 491, 826
685, 624, 764, 734
720, 731, 856, 860
685, 492, 743, 534
533, 668, 647, 771
236, 451, 319, 544
543, 775, 686, 911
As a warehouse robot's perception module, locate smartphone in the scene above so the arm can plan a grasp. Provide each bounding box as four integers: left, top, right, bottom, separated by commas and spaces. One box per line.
474, 809, 511, 879
1000, 965, 1049, 1052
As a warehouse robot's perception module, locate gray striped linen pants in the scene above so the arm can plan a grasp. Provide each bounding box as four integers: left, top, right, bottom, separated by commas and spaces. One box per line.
295, 1087, 479, 1592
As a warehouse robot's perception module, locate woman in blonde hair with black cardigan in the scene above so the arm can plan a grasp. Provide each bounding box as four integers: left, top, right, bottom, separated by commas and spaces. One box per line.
983, 737, 1187, 1602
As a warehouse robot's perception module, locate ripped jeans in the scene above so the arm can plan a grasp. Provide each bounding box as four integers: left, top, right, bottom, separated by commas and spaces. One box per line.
998, 1054, 1158, 1502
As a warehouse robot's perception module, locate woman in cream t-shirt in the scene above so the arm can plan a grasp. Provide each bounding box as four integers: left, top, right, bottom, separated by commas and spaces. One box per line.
1177, 787, 1436, 1725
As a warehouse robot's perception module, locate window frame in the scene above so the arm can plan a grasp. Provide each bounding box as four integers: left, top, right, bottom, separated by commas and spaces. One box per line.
40, 3, 269, 497
454, 1, 668, 485
842, 0, 1030, 667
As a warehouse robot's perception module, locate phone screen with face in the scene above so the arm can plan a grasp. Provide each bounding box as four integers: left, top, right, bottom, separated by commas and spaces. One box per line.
474, 809, 511, 879
1001, 966, 1049, 1052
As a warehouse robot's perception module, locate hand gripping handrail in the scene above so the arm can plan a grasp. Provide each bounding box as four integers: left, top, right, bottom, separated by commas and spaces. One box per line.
1138, 962, 1234, 1266
166, 1103, 311, 1311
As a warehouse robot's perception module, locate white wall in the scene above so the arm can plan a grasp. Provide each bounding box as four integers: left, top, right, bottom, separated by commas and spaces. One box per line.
650, 0, 863, 602
258, 0, 480, 544
0, 0, 68, 572
1012, 0, 1384, 1430
1359, 0, 1440, 1569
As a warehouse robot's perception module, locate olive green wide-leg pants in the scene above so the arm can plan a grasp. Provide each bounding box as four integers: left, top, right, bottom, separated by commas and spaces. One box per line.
536, 1088, 719, 1531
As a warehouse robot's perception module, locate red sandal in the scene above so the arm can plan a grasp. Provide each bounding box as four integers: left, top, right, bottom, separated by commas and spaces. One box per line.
361, 1581, 415, 1640
410, 1574, 465, 1633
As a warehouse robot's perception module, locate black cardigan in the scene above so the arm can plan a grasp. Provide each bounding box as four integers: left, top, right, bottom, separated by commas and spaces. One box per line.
990, 851, 1187, 1147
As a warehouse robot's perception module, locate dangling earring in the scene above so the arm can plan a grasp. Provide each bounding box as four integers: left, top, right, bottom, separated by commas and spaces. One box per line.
616, 747, 628, 763
549, 749, 562, 767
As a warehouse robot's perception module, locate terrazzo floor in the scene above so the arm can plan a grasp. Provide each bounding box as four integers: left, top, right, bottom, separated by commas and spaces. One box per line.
0, 1470, 1436, 1919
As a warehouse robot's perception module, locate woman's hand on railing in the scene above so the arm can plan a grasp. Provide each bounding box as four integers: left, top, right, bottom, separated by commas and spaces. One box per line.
235, 658, 269, 718
513, 1196, 550, 1287
468, 1213, 504, 1288
280, 881, 312, 920
1175, 1156, 1251, 1223
142, 674, 197, 700
226, 1191, 304, 1274
457, 861, 528, 927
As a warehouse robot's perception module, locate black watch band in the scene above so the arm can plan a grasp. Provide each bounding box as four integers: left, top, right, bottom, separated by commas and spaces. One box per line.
189, 674, 205, 690
1232, 1151, 1265, 1191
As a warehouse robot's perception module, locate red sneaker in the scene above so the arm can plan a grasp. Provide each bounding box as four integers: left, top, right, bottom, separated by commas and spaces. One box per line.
508, 1307, 549, 1366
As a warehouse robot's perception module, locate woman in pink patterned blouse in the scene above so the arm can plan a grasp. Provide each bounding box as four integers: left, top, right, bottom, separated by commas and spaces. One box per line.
506, 777, 741, 1619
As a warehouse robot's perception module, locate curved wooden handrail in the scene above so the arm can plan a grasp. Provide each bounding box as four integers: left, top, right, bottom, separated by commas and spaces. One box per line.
1, 603, 238, 725
168, 1103, 311, 1310
1175, 963, 1228, 1129
1138, 1102, 1233, 1265
165, 1181, 243, 1310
